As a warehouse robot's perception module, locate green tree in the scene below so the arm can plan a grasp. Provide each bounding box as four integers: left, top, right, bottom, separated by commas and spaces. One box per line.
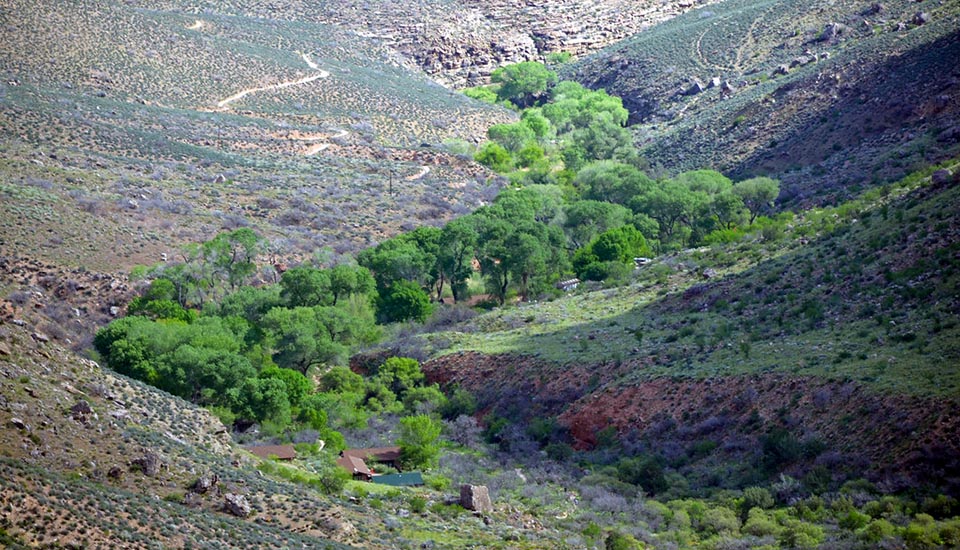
358, 234, 436, 291
280, 267, 332, 307
474, 142, 512, 173
488, 122, 536, 153
569, 113, 636, 167
520, 108, 554, 140
328, 264, 375, 306
629, 180, 700, 246
261, 307, 348, 374
202, 228, 264, 292
563, 200, 632, 248
397, 415, 442, 470
439, 216, 479, 303
491, 61, 557, 108
576, 161, 654, 205
462, 86, 498, 104
503, 227, 550, 302
591, 225, 651, 264
320, 366, 365, 394
734, 176, 780, 223
377, 280, 433, 323
229, 376, 292, 427
259, 365, 313, 408
372, 357, 425, 397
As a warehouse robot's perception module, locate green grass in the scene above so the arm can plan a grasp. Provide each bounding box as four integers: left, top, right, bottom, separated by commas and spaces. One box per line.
418, 160, 960, 397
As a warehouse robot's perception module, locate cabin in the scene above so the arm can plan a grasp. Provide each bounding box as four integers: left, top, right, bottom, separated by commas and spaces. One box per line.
245, 444, 297, 461
337, 447, 403, 481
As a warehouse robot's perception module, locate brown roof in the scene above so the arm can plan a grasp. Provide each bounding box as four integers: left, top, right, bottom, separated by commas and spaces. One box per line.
336, 454, 372, 476
341, 447, 401, 463
245, 444, 297, 460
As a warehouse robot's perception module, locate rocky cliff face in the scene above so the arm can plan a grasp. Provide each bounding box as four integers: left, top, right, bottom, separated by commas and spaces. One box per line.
306, 0, 717, 87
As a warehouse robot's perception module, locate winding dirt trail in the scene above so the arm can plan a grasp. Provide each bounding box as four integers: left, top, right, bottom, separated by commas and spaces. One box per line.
406, 166, 431, 180
215, 52, 329, 109
293, 128, 348, 156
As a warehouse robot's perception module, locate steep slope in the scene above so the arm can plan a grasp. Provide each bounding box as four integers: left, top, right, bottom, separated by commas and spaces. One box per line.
418, 163, 960, 493
0, 322, 371, 548
566, 0, 960, 206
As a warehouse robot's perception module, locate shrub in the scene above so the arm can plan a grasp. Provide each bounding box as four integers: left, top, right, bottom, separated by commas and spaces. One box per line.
742, 508, 781, 537
903, 514, 943, 547
616, 455, 668, 495
700, 506, 740, 536
857, 518, 897, 543
838, 509, 871, 531
604, 530, 644, 550
425, 474, 451, 491
408, 495, 427, 514
740, 487, 774, 517
921, 494, 958, 519
778, 519, 824, 549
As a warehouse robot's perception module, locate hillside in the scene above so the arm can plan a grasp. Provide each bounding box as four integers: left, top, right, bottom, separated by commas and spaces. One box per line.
0, 0, 511, 271
2, 0, 960, 548
0, 0, 517, 349
122, 0, 721, 87
565, 0, 960, 206
0, 322, 360, 548
412, 162, 960, 493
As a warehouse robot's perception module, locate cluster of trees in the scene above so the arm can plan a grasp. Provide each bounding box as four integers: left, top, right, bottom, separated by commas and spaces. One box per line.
100, 280, 449, 466
358, 170, 779, 304
453, 62, 782, 293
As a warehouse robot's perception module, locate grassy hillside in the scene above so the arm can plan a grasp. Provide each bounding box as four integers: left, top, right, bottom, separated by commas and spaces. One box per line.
409, 160, 960, 491
566, 0, 960, 206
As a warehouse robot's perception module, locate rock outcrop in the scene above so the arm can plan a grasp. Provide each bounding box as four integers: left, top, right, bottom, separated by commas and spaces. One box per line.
224, 493, 252, 517
460, 484, 493, 513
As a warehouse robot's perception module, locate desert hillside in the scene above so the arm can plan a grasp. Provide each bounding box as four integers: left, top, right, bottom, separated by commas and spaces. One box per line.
565, 0, 960, 206
2, 0, 959, 548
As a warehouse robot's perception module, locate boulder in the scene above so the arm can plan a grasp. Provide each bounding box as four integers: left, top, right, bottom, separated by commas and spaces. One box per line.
10, 417, 27, 430
912, 12, 930, 26
684, 79, 705, 96
131, 452, 162, 477
320, 517, 358, 538
71, 400, 94, 421
224, 493, 251, 517
460, 484, 493, 513
819, 22, 847, 42
191, 472, 219, 494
